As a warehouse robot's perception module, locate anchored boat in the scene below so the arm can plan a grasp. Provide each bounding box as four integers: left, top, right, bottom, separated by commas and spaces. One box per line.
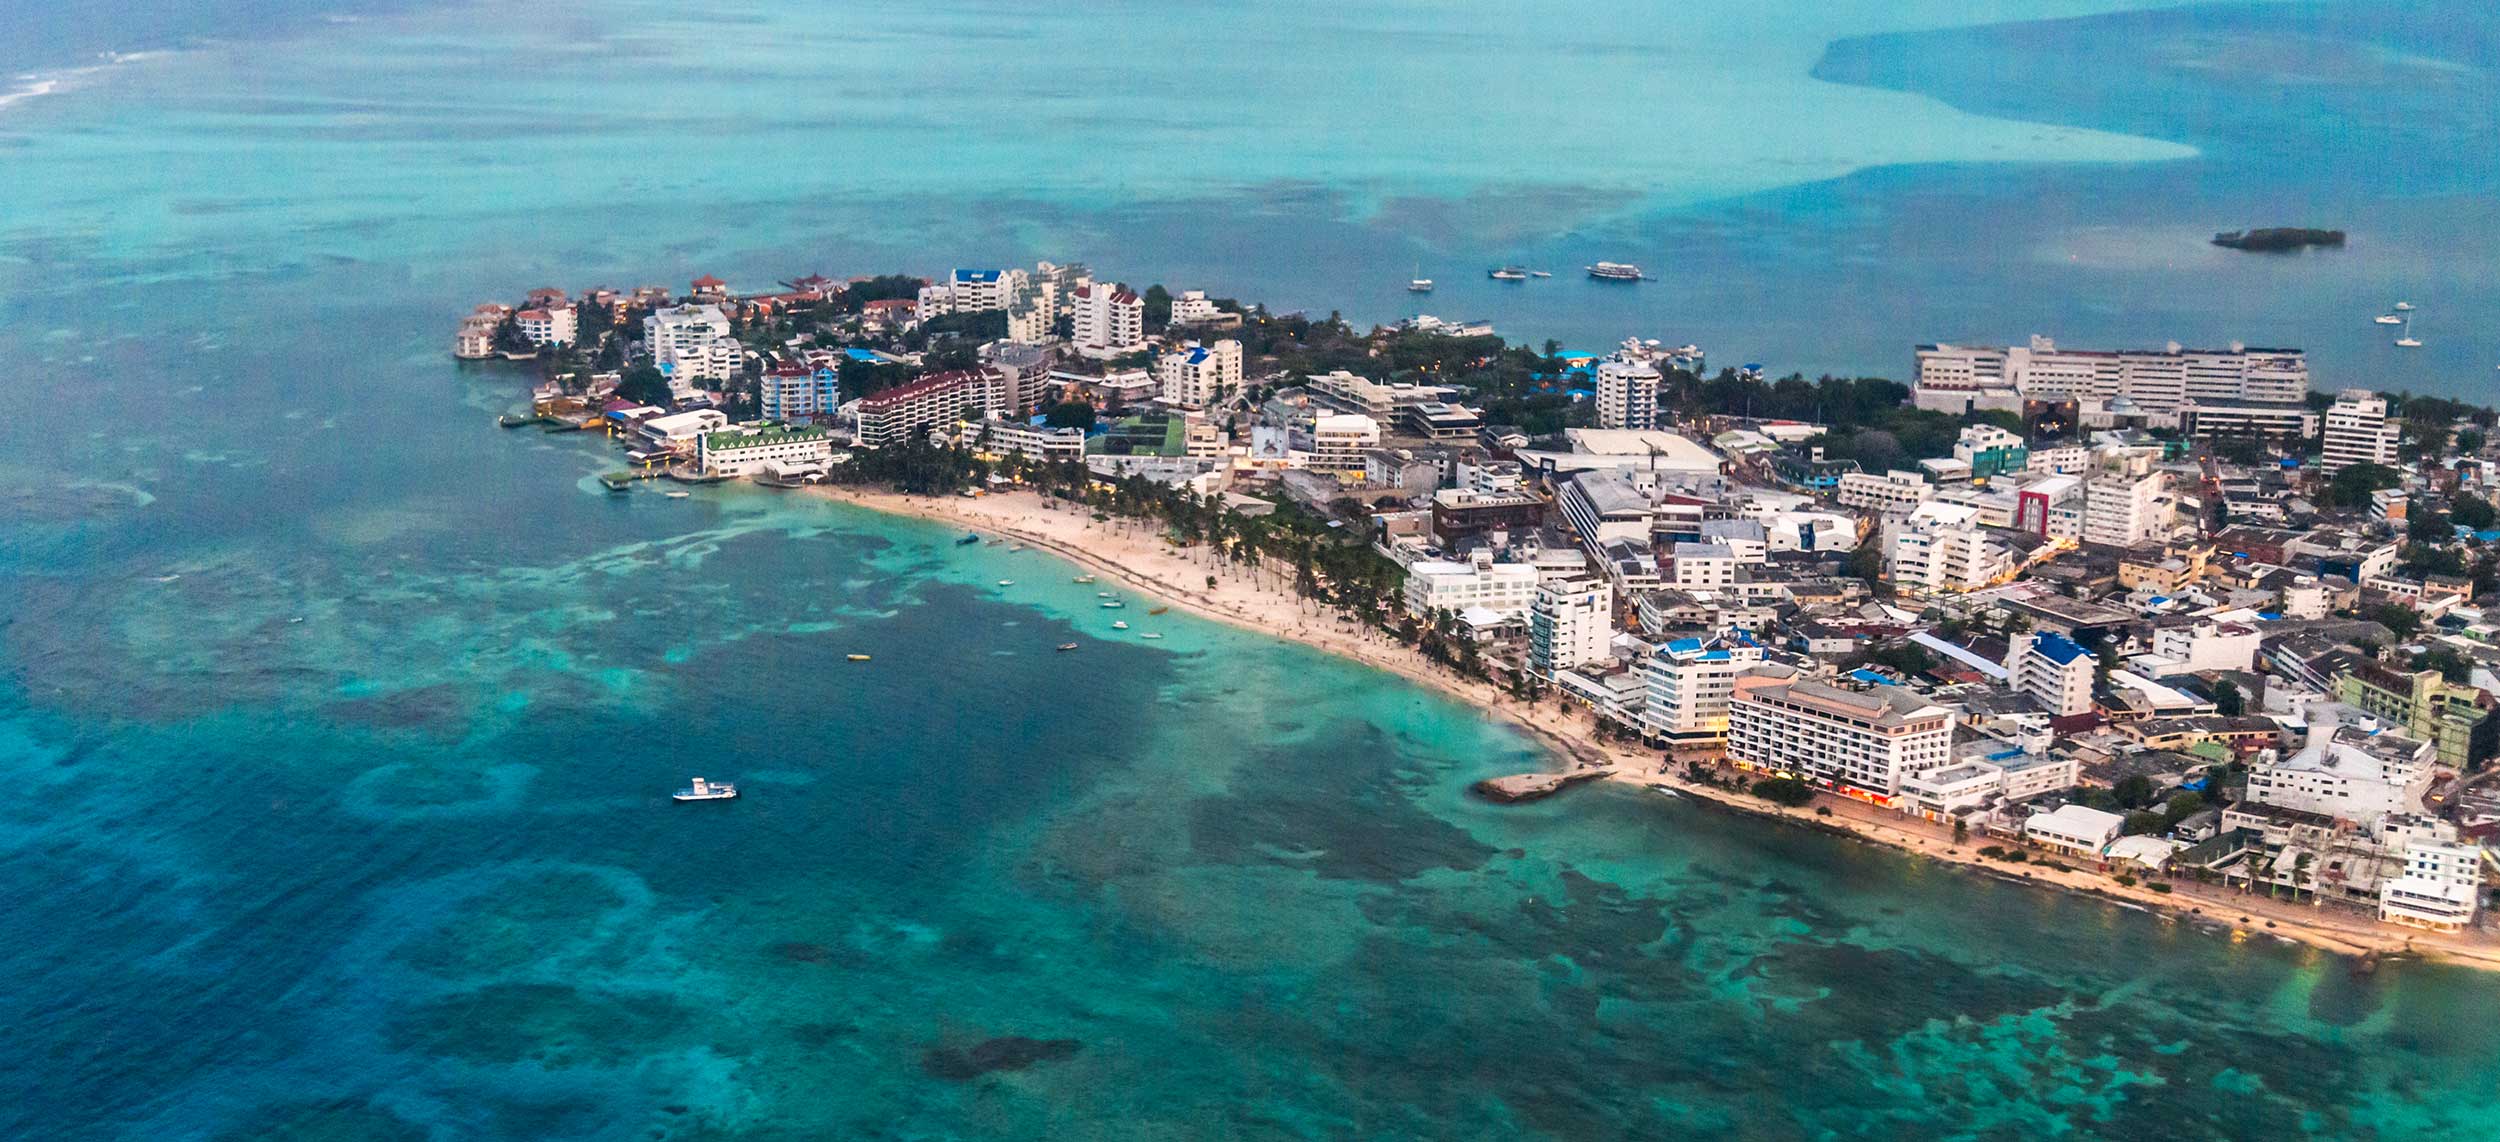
674, 777, 737, 802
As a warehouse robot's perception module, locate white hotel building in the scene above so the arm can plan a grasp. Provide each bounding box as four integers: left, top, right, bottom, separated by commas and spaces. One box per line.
1728, 676, 1955, 800
696, 424, 835, 477
1403, 555, 1541, 621
1595, 356, 1662, 431
1912, 336, 2309, 431
644, 304, 740, 396
1528, 578, 1613, 679
1155, 340, 1243, 408
1641, 636, 1766, 753
2322, 388, 2400, 474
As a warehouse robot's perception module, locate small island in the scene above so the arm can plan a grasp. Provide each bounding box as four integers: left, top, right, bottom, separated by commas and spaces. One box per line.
2212, 227, 2346, 253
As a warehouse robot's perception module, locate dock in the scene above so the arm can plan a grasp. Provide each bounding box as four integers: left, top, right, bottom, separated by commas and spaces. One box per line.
1470, 768, 1608, 804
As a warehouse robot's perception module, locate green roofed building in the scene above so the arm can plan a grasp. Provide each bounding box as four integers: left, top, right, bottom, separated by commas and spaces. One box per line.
698, 422, 833, 477
2336, 659, 2500, 770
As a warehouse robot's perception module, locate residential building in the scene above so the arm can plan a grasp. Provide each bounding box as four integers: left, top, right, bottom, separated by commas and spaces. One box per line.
1169, 290, 1223, 325
2005, 631, 2096, 717
1404, 553, 1542, 621
637, 409, 729, 450
2025, 804, 2126, 858
1727, 676, 1956, 800
454, 310, 501, 359
1953, 424, 2028, 479
1640, 635, 1766, 753
1528, 578, 1614, 679
1912, 336, 2309, 428
917, 267, 1026, 317
2379, 826, 2484, 931
2322, 388, 2400, 474
696, 424, 834, 477
1154, 340, 1243, 408
1595, 354, 1662, 430
1666, 542, 1737, 591
1837, 469, 1932, 512
1310, 414, 1380, 478
2246, 724, 2437, 824
759, 365, 840, 422
1429, 488, 1545, 550
980, 418, 1087, 463
1069, 283, 1146, 359
2084, 469, 2167, 547
1886, 501, 2011, 595
644, 304, 738, 396
854, 370, 1004, 447
2336, 660, 2500, 769
2149, 616, 2261, 674
514, 304, 578, 347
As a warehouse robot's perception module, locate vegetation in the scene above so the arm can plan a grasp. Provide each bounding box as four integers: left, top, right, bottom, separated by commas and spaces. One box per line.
2322, 463, 2401, 509
1750, 777, 1816, 808
2211, 680, 2245, 717
616, 364, 671, 407
2370, 603, 2423, 642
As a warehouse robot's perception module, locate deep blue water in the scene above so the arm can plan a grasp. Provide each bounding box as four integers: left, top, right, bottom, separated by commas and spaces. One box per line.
6, 1, 2500, 1138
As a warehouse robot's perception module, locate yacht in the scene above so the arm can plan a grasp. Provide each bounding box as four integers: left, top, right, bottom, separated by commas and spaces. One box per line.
847, 654, 872, 662
1488, 266, 1529, 281
997, 579, 1015, 586
1101, 600, 1125, 609
2395, 301, 2416, 311
1408, 265, 1433, 293
1073, 575, 1095, 584
673, 778, 737, 802
1529, 270, 1553, 278
1055, 642, 1080, 652
1140, 632, 1164, 640
2375, 314, 2404, 325
1587, 262, 1644, 281
1112, 620, 1129, 630
2396, 336, 2423, 348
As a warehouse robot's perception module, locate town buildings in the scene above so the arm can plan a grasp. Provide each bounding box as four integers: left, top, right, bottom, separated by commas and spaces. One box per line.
1155, 340, 1243, 408
2005, 631, 2095, 717
1070, 283, 1145, 359
696, 423, 834, 477
1309, 414, 1381, 478
644, 304, 739, 397
1912, 335, 2309, 431
1405, 553, 1541, 621
1595, 351, 1662, 430
759, 365, 840, 422
1886, 502, 2011, 595
515, 304, 578, 347
1528, 578, 1614, 679
854, 369, 1005, 447
1641, 635, 1765, 753
2336, 660, 2499, 770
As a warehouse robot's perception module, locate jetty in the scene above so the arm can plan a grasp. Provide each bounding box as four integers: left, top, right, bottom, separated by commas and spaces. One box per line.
1471, 767, 1608, 804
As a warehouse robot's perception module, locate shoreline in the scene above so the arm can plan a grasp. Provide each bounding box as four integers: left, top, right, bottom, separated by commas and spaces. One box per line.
799, 482, 2500, 974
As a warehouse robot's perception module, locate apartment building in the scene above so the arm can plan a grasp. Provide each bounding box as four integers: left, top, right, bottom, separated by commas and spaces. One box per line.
1640, 635, 1766, 753
1070, 283, 1146, 359
1953, 424, 2027, 478
758, 365, 840, 422
1913, 336, 2308, 428
853, 369, 1006, 447
1528, 578, 1614, 679
2004, 631, 2095, 717
1154, 340, 1243, 408
644, 303, 739, 395
1595, 356, 1662, 430
1837, 469, 1932, 512
515, 304, 578, 347
1404, 554, 1542, 621
2322, 388, 2401, 474
1309, 414, 1380, 478
2337, 660, 2500, 769
2083, 469, 2167, 548
1886, 501, 2010, 594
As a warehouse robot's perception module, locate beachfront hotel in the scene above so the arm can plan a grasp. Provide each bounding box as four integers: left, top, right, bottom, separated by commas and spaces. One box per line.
1727, 675, 1955, 801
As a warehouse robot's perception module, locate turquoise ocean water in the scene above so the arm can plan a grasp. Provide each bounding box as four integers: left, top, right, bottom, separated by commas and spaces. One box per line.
5, 2, 2500, 1137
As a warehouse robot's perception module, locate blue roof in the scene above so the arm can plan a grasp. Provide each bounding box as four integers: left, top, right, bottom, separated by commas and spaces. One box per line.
845, 347, 883, 361
1185, 347, 1210, 364
954, 269, 1002, 283
2032, 632, 2090, 667
1666, 638, 1703, 654
1847, 668, 1900, 686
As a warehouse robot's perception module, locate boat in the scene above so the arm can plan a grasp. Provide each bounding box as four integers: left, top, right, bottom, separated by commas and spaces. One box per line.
1488, 266, 1529, 281
1141, 632, 1163, 640
664, 491, 690, 499
1408, 264, 1433, 293
1055, 643, 1080, 652
673, 777, 738, 802
1148, 606, 1169, 615
1096, 591, 1113, 598
2396, 336, 2423, 348
2395, 301, 2416, 311
1073, 575, 1096, 584
847, 654, 871, 662
1112, 620, 1129, 630
1530, 270, 1552, 278
2375, 314, 2404, 325
997, 579, 1016, 586
957, 533, 981, 546
1587, 262, 1644, 281
1101, 600, 1125, 609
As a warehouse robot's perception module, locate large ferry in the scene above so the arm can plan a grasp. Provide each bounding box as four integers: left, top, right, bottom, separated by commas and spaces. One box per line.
1587, 262, 1644, 281
674, 777, 738, 802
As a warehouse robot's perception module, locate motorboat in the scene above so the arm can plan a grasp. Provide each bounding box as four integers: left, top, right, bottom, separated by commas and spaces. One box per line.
674, 777, 737, 802
1587, 262, 1644, 281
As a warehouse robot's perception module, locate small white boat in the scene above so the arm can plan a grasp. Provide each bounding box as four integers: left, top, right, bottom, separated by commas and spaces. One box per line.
664, 491, 690, 499
1096, 591, 1112, 598
1408, 278, 1434, 293
1055, 642, 1079, 652
997, 579, 1015, 586
2375, 314, 2404, 325
1101, 600, 1125, 609
1489, 266, 1529, 281
673, 777, 737, 802
1529, 270, 1552, 278
1073, 575, 1096, 584
1141, 632, 1163, 640
2396, 337, 2423, 348
2395, 301, 2416, 311
1112, 620, 1129, 630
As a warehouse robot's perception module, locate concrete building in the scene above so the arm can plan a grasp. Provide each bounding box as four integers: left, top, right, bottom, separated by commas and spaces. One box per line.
1309, 414, 1380, 478
2379, 828, 2484, 931
1154, 340, 1242, 408
759, 365, 840, 422
854, 370, 1005, 448
637, 408, 730, 450
1640, 635, 1766, 753
1886, 501, 2011, 595
1953, 424, 2027, 479
2248, 723, 2437, 825
1837, 469, 1932, 512
2322, 388, 2400, 475
696, 423, 834, 477
1528, 578, 1614, 679
2025, 804, 2127, 858
644, 304, 738, 396
515, 304, 578, 347
2149, 616, 2261, 675
1404, 554, 1542, 621
1913, 336, 2309, 429
1727, 676, 1955, 800
980, 418, 1087, 463
2006, 631, 2096, 717
2084, 469, 2167, 548
1666, 542, 1738, 592
2336, 660, 2500, 770
1069, 283, 1145, 359
916, 267, 1026, 317
1595, 355, 1662, 430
